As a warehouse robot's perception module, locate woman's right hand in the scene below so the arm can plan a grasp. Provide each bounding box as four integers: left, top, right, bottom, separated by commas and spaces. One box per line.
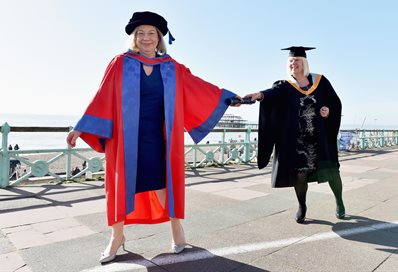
244, 92, 263, 102
66, 130, 82, 148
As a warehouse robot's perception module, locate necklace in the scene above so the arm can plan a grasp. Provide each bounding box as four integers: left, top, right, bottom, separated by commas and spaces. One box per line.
301, 84, 311, 91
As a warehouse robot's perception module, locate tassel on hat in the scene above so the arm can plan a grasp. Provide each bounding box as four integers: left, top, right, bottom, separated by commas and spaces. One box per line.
168, 31, 175, 45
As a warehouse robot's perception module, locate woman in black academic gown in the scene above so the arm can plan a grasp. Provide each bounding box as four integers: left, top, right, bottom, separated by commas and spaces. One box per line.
244, 46, 345, 223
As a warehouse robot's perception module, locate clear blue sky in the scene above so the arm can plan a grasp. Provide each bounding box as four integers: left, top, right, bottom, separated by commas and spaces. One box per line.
1, 0, 397, 128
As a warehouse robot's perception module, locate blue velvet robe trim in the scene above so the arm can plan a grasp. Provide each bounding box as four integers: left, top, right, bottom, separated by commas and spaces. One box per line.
188, 89, 235, 143
122, 57, 141, 214
75, 114, 113, 139
160, 61, 177, 217
121, 56, 177, 216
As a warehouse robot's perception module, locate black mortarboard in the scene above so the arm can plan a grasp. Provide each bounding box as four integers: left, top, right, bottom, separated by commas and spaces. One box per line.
125, 11, 168, 36
281, 46, 316, 58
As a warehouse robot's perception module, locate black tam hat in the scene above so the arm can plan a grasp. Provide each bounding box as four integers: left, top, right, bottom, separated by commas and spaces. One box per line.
125, 11, 168, 36
281, 46, 315, 58
125, 11, 175, 44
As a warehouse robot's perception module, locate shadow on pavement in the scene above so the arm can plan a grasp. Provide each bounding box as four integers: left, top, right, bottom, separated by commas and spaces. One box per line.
105, 245, 269, 272
309, 215, 398, 254
0, 183, 105, 214
185, 164, 271, 187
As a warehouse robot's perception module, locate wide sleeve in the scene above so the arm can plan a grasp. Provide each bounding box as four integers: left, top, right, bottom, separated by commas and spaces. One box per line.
182, 66, 236, 143
258, 81, 284, 168
260, 80, 285, 103
74, 56, 120, 152
322, 76, 342, 138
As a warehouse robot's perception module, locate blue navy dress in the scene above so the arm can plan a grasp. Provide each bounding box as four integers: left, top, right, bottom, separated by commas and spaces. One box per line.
135, 64, 166, 193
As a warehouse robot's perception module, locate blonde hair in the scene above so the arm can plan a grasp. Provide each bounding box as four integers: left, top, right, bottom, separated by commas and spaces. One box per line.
286, 57, 310, 77
129, 27, 167, 55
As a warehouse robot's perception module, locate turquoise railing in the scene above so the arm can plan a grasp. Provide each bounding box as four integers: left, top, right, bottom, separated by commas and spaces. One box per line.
0, 123, 258, 188
0, 123, 105, 188
338, 129, 398, 151
1, 122, 398, 188
185, 127, 256, 168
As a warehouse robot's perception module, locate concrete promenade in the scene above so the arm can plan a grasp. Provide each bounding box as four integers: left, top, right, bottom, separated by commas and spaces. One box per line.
1, 148, 398, 272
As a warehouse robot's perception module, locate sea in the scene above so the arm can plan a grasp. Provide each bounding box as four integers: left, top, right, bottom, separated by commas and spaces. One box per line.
1, 114, 261, 150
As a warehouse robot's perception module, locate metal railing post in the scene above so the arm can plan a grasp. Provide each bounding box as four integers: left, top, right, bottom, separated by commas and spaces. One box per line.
0, 123, 11, 188
221, 129, 226, 164
193, 145, 197, 168
65, 126, 73, 180
396, 131, 398, 145
360, 129, 365, 150
244, 128, 251, 162
381, 130, 385, 147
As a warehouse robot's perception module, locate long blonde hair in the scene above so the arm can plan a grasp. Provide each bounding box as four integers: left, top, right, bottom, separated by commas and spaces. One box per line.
129, 27, 167, 55
286, 57, 310, 77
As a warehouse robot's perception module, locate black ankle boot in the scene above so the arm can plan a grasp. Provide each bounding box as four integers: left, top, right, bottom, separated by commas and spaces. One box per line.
295, 205, 307, 224
336, 203, 345, 219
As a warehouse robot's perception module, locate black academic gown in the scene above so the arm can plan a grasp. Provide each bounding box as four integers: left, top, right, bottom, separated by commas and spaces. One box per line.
258, 73, 342, 188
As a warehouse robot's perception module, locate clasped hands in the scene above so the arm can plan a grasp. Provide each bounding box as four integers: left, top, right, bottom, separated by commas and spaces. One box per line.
229, 93, 262, 107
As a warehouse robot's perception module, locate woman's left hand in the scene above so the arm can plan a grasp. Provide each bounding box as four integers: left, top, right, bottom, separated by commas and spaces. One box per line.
320, 106, 329, 118
229, 96, 242, 107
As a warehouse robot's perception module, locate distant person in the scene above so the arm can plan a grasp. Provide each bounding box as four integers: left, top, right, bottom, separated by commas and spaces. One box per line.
8, 144, 12, 151
9, 159, 21, 178
14, 144, 19, 150
244, 46, 345, 224
72, 166, 81, 175
66, 11, 239, 263
82, 161, 87, 168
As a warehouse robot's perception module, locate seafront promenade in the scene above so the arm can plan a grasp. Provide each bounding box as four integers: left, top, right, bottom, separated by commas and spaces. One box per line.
1, 148, 398, 272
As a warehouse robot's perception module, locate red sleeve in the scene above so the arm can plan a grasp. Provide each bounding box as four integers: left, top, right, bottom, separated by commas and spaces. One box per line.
181, 65, 236, 143
74, 56, 122, 152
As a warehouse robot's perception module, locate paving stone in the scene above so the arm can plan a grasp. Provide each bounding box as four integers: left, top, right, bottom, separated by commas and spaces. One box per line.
340, 164, 378, 173
0, 235, 15, 255
32, 217, 81, 234
0, 251, 26, 272
46, 225, 96, 243
7, 227, 51, 249
0, 206, 67, 228
55, 198, 106, 217
375, 257, 398, 272
2, 225, 32, 234
15, 265, 33, 272
213, 188, 268, 201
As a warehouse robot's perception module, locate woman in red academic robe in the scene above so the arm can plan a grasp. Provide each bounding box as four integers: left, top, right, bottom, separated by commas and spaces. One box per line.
66, 11, 238, 263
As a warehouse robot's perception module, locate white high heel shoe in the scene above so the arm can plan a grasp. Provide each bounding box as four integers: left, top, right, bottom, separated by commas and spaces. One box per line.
172, 242, 187, 254
99, 236, 126, 264
171, 223, 187, 254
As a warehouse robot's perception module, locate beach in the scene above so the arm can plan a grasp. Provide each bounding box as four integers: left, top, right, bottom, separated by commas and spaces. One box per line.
10, 150, 104, 181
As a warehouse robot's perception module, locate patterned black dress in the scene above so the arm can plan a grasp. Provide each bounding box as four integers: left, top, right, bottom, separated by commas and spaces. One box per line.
295, 84, 318, 173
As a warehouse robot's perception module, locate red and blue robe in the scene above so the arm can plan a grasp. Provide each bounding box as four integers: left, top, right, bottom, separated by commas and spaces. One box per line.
75, 51, 236, 225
